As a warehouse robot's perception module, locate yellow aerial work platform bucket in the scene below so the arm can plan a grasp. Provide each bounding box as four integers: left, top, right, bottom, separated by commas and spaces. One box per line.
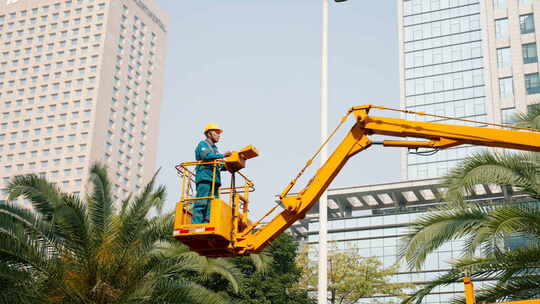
174, 198, 238, 257
173, 146, 258, 257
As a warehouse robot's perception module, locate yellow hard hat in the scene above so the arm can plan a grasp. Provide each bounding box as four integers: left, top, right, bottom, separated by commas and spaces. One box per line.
204, 123, 223, 134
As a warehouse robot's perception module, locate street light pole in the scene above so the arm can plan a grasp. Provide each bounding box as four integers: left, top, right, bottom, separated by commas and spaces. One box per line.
318, 0, 329, 303
319, 1, 349, 302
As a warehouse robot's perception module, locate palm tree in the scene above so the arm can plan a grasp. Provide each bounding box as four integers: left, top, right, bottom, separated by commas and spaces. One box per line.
399, 109, 540, 304
400, 199, 540, 303
0, 163, 242, 304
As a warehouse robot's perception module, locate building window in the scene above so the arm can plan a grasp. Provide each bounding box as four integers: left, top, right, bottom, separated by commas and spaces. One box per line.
525, 73, 540, 95
497, 47, 512, 68
520, 14, 535, 34
495, 18, 509, 38
520, 0, 533, 6
501, 108, 516, 125
523, 43, 538, 64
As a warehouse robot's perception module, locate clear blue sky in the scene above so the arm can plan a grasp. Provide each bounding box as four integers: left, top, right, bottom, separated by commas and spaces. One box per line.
154, 0, 401, 218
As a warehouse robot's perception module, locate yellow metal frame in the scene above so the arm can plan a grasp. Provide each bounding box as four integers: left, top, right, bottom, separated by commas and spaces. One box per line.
174, 160, 255, 211
464, 277, 540, 304
175, 105, 540, 257
173, 160, 255, 256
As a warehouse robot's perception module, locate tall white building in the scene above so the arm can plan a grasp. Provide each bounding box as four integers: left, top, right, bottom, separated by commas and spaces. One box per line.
399, 0, 540, 179
0, 0, 169, 202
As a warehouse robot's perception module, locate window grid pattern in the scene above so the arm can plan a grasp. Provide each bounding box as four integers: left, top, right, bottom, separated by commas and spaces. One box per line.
104, 5, 157, 201
520, 13, 535, 34
495, 18, 509, 38
525, 73, 540, 95
496, 47, 512, 68
306, 207, 497, 304
499, 77, 514, 98
0, 0, 107, 196
522, 42, 538, 64
501, 107, 516, 124
403, 0, 486, 180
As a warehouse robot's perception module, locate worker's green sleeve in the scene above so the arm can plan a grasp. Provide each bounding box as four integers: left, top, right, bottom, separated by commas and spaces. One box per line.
197, 141, 224, 161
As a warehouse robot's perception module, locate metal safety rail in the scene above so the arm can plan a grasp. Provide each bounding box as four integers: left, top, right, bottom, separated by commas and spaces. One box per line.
174, 159, 255, 230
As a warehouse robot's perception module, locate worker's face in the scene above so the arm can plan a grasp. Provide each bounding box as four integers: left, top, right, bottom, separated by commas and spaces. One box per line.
207, 130, 221, 143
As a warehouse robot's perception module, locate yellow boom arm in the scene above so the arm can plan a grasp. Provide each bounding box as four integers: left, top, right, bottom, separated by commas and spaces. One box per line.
233, 105, 540, 254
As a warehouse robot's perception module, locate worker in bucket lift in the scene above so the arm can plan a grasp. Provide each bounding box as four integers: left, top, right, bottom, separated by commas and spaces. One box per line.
193, 123, 232, 224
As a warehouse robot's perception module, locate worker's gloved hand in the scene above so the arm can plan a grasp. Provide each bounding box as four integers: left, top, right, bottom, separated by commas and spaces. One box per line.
224, 151, 232, 157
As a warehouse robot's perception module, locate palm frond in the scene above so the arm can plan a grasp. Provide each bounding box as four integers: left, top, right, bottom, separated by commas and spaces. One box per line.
87, 163, 113, 247
151, 279, 231, 304
473, 276, 540, 303
400, 204, 489, 270
53, 193, 90, 256
444, 151, 540, 202
401, 269, 463, 304
199, 258, 242, 293
514, 107, 540, 129
116, 180, 166, 251
486, 203, 540, 238
0, 202, 65, 252
246, 251, 273, 274
5, 174, 64, 221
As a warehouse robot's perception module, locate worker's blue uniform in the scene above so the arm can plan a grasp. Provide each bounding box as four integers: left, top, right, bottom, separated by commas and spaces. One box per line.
193, 139, 224, 224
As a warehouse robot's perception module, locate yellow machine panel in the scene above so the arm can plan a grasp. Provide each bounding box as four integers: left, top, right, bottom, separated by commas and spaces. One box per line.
225, 145, 259, 173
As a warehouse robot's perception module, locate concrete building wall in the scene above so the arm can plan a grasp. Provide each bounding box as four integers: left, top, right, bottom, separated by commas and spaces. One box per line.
0, 0, 168, 203
483, 0, 540, 120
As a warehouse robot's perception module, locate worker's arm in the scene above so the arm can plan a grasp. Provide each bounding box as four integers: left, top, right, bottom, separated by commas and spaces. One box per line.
198, 142, 224, 160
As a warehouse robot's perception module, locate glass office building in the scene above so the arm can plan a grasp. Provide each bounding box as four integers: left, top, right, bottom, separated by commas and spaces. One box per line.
296, 1, 540, 303
400, 0, 487, 179
293, 179, 521, 303
399, 0, 540, 179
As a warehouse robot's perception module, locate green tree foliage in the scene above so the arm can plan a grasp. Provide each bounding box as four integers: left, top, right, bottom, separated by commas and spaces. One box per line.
400, 108, 540, 304
297, 245, 413, 304
206, 233, 314, 304
0, 163, 241, 304
400, 199, 540, 303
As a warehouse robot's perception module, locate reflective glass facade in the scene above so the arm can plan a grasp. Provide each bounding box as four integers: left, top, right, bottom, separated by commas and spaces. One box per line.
497, 47, 512, 68
525, 72, 540, 94
495, 18, 509, 38
499, 77, 514, 98
307, 209, 470, 303
520, 13, 535, 34
298, 180, 511, 303
402, 0, 486, 179
501, 107, 517, 124
522, 42, 538, 64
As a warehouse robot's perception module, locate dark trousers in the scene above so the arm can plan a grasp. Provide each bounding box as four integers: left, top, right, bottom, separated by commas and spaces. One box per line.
192, 181, 219, 224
